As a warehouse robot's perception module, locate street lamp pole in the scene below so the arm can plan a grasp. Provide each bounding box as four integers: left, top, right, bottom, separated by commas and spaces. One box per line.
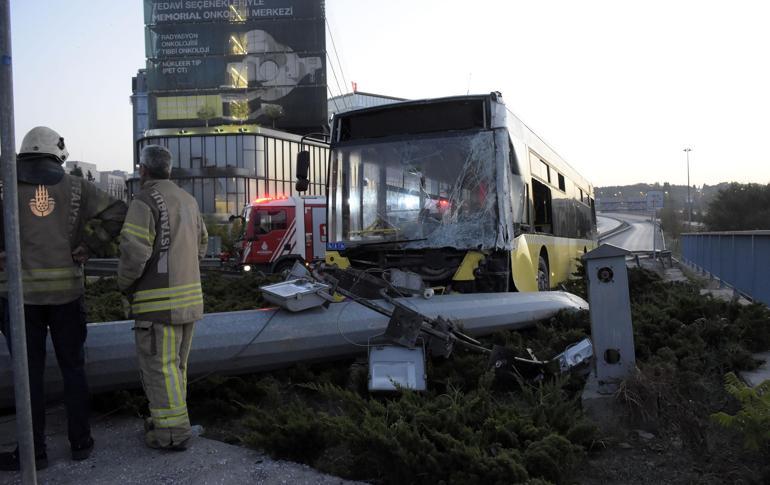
683, 148, 692, 226
1, 1, 38, 483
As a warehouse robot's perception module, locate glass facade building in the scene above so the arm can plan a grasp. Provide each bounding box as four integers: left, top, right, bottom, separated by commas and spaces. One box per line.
129, 124, 328, 219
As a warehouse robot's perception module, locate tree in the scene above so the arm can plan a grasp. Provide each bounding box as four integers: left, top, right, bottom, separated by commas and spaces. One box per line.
264, 104, 285, 128
87, 170, 95, 182
704, 183, 770, 231
659, 194, 683, 240
203, 216, 243, 255
197, 105, 217, 127
70, 164, 83, 178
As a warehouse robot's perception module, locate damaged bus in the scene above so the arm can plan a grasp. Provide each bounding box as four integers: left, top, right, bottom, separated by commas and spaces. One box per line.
301, 92, 596, 293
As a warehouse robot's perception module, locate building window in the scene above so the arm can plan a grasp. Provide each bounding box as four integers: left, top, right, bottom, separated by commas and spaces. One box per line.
190, 137, 202, 167
205, 137, 216, 167
243, 141, 256, 173
179, 137, 191, 169
228, 33, 248, 55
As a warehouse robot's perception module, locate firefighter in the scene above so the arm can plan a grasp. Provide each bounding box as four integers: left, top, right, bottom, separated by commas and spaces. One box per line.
117, 145, 207, 450
0, 126, 127, 470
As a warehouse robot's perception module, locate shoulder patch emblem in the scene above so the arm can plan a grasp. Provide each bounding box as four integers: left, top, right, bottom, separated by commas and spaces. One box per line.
29, 185, 55, 217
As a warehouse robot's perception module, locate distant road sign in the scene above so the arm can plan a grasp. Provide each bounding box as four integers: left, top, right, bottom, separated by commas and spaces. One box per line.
646, 190, 664, 209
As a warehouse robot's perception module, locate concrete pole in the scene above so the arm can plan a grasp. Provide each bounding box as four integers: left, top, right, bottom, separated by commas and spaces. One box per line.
0, 1, 37, 482
684, 148, 692, 226
651, 198, 656, 257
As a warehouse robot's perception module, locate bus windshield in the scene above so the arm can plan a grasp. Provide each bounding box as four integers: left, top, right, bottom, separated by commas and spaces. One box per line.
329, 131, 499, 249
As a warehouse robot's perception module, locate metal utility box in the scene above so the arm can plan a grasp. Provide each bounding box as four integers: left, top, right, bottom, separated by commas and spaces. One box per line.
368, 345, 427, 392
260, 279, 331, 312
206, 236, 222, 257
583, 244, 636, 394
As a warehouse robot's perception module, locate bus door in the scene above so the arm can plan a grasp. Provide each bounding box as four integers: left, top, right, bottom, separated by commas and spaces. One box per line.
249, 207, 293, 264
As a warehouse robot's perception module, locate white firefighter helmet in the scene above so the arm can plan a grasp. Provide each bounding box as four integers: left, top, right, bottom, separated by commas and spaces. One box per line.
19, 126, 69, 163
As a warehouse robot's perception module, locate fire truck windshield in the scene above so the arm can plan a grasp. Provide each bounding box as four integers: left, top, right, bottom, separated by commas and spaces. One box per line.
329, 131, 499, 249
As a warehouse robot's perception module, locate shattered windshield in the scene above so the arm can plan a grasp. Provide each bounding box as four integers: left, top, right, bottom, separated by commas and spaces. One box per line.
330, 131, 498, 249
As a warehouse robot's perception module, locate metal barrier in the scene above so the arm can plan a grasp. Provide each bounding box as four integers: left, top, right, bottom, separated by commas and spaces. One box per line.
681, 231, 770, 305
85, 258, 225, 277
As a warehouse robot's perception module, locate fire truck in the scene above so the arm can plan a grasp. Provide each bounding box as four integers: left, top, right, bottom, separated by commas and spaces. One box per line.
228, 195, 327, 273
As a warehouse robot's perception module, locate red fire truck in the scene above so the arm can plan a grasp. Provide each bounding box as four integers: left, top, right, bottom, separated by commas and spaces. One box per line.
228, 195, 327, 273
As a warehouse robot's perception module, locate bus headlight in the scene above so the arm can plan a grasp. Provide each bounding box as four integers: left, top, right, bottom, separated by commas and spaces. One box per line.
243, 265, 252, 272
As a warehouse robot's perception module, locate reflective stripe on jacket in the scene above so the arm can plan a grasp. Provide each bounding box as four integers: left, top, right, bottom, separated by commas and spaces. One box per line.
117, 179, 208, 324
0, 174, 127, 305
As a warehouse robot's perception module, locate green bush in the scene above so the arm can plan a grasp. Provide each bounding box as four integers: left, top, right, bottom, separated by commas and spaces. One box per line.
88, 266, 770, 483
84, 271, 282, 322
711, 373, 770, 452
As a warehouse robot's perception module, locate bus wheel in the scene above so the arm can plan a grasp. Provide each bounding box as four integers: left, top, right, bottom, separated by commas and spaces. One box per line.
537, 255, 550, 291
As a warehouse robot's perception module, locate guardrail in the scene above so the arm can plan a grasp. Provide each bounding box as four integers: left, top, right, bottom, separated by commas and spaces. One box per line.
85, 258, 226, 277
597, 218, 631, 241
681, 231, 770, 305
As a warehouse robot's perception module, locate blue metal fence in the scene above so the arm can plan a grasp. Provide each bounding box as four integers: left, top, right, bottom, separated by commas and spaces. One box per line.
681, 231, 770, 305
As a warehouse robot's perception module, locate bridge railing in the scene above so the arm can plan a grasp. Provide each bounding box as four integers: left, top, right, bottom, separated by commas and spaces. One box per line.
681, 231, 770, 305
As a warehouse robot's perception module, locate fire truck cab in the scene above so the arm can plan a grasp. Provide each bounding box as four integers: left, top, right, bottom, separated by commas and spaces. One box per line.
232, 195, 327, 273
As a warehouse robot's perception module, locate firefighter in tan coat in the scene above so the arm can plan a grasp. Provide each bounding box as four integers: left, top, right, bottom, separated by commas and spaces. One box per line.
0, 127, 127, 471
117, 145, 207, 450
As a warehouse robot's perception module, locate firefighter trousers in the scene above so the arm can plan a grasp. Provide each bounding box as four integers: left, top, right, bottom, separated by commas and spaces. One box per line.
133, 320, 195, 448
0, 297, 91, 454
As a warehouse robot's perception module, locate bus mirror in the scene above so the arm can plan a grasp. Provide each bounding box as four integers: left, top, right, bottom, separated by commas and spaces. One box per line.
295, 150, 310, 192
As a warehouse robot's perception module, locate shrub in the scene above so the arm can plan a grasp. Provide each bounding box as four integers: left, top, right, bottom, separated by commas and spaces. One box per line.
711, 373, 770, 452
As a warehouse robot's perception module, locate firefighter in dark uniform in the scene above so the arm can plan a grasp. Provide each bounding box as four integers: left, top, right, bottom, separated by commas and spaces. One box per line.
0, 127, 127, 471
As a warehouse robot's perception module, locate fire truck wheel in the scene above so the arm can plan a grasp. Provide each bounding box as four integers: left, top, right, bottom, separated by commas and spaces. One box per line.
273, 259, 298, 276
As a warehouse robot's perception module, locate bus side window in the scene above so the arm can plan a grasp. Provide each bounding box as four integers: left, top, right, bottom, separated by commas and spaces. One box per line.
525, 183, 531, 225
508, 138, 520, 175
532, 179, 552, 234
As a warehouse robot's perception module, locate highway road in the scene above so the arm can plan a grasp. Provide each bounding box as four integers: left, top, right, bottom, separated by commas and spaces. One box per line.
597, 215, 622, 235
599, 212, 664, 252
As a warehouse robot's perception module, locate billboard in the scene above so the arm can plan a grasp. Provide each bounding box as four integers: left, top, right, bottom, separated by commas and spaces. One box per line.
146, 50, 324, 92
149, 86, 327, 128
144, 0, 324, 25
145, 19, 324, 58
144, 0, 326, 133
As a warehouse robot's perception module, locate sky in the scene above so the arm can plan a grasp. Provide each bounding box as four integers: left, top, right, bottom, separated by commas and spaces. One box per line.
8, 0, 770, 187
